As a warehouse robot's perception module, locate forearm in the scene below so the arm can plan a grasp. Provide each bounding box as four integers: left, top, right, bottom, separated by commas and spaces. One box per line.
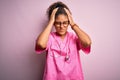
72, 24, 92, 47
36, 8, 58, 50
37, 21, 53, 49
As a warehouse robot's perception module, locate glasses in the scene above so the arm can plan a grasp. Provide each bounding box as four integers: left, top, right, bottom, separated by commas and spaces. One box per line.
54, 21, 69, 27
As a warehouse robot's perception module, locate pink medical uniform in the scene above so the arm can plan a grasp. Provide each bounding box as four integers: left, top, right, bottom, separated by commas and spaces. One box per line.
36, 32, 90, 80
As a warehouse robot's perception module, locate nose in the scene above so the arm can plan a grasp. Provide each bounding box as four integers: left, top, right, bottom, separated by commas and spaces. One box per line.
60, 23, 64, 28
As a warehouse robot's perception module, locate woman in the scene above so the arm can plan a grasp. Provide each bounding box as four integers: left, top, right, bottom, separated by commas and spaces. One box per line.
35, 1, 91, 80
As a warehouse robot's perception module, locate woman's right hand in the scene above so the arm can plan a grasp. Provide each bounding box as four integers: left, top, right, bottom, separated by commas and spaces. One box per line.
49, 8, 58, 24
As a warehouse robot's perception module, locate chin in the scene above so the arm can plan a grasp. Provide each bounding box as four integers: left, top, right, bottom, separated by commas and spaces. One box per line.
58, 31, 66, 36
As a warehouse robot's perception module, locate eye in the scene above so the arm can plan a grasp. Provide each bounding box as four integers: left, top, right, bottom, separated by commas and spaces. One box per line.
54, 22, 60, 25
63, 21, 69, 25
55, 22, 60, 24
54, 21, 69, 27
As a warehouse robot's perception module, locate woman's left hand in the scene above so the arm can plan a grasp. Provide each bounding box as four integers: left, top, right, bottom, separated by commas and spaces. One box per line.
64, 8, 75, 27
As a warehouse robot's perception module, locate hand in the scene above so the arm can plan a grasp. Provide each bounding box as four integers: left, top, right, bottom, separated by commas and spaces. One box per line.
64, 8, 75, 27
49, 8, 58, 24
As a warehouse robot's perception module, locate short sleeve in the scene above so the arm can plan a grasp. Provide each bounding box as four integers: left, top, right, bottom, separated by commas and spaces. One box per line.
35, 34, 52, 54
75, 36, 91, 54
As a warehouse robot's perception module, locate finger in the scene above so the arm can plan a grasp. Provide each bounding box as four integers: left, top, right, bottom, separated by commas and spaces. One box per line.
50, 8, 59, 22
53, 7, 59, 13
51, 8, 58, 17
64, 8, 74, 26
64, 8, 72, 21
64, 8, 71, 16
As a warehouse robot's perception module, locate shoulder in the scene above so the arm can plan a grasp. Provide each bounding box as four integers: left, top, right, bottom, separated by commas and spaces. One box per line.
48, 32, 57, 41
49, 32, 55, 38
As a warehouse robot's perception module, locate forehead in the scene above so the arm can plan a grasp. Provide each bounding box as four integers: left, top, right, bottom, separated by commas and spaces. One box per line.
55, 14, 68, 21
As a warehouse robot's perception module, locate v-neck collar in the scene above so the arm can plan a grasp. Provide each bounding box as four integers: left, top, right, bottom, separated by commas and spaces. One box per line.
54, 32, 68, 43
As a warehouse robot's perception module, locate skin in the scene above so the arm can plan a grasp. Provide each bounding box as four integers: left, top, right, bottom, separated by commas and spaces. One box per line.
64, 8, 92, 48
36, 8, 91, 50
54, 14, 69, 39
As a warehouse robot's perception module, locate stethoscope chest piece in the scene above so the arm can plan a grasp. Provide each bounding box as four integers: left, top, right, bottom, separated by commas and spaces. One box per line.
65, 55, 71, 63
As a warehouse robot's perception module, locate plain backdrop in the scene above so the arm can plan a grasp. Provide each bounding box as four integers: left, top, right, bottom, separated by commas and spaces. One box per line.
0, 0, 120, 80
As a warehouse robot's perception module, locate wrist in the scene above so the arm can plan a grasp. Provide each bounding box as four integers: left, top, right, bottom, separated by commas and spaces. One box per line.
70, 21, 75, 26
49, 20, 54, 25
47, 21, 54, 29
71, 24, 78, 30
49, 19, 54, 23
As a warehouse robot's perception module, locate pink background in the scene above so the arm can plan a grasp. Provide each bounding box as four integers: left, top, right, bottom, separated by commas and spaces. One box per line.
0, 0, 120, 80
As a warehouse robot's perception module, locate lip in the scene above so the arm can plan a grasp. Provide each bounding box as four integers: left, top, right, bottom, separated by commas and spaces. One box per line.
59, 30, 65, 32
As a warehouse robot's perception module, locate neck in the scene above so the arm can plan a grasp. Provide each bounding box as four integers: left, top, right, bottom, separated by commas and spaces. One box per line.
61, 35, 66, 39
56, 32, 67, 40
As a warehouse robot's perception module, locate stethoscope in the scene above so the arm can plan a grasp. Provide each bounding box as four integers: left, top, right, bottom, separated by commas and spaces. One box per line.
49, 33, 71, 63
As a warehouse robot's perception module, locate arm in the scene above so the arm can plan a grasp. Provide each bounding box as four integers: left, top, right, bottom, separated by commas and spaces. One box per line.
64, 8, 92, 48
71, 24, 91, 48
35, 8, 58, 50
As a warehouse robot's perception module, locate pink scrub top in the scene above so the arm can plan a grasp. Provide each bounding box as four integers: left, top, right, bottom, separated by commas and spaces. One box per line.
36, 32, 90, 80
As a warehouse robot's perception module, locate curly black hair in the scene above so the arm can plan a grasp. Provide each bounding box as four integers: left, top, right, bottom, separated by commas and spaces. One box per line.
47, 1, 71, 20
